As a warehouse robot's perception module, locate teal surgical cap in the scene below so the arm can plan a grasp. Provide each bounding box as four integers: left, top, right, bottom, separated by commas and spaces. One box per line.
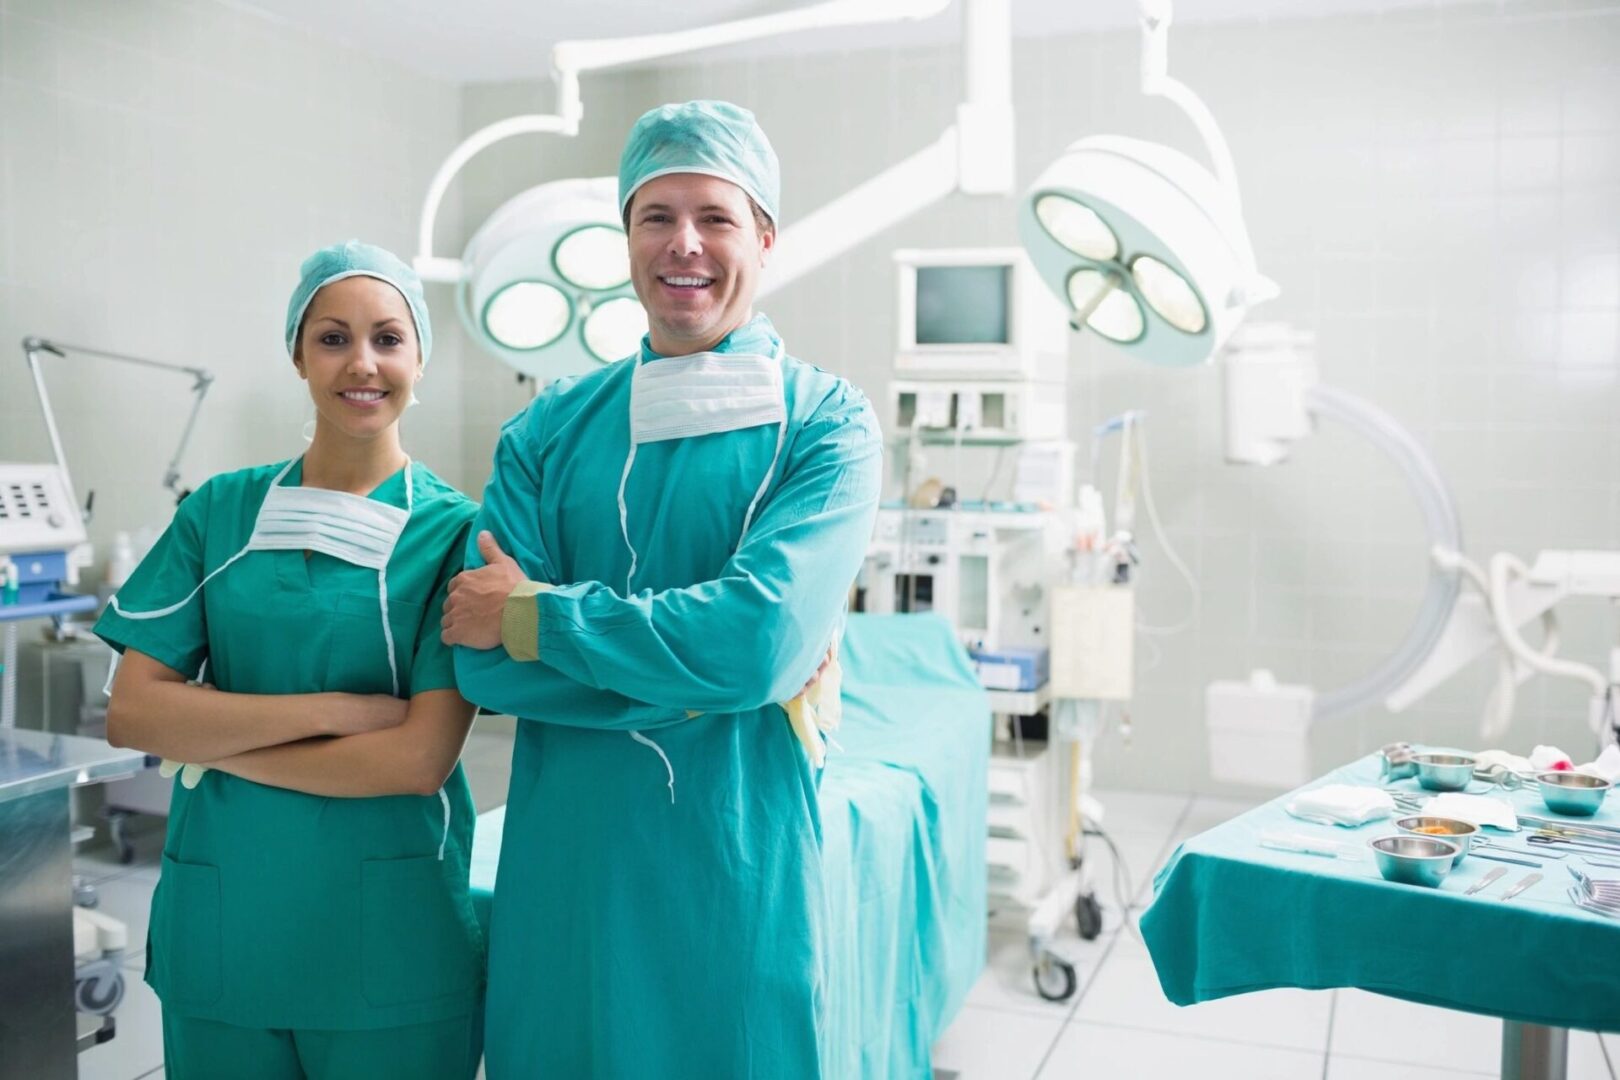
618, 100, 780, 226
285, 240, 433, 364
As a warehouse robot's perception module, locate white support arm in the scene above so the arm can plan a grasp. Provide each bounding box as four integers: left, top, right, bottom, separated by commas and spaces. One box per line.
554, 0, 949, 73
1137, 0, 1242, 209
415, 113, 577, 282
1489, 553, 1610, 698
415, 0, 956, 283
759, 129, 961, 298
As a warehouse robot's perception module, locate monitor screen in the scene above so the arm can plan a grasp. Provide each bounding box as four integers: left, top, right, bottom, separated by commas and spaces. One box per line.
915, 265, 1010, 345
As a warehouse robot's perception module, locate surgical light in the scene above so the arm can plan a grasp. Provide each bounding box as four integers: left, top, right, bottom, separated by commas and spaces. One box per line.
554, 224, 632, 290
1033, 194, 1119, 262
483, 281, 571, 351
581, 296, 649, 364
456, 177, 646, 382
1066, 268, 1143, 343
1021, 135, 1270, 367
1018, 0, 1277, 367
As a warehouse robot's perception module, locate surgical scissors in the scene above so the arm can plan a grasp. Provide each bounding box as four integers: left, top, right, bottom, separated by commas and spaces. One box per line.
1527, 834, 1620, 857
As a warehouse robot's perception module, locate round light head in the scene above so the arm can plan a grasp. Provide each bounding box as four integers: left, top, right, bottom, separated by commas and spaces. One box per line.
1018, 135, 1272, 366
553, 224, 631, 291
582, 296, 649, 364
1066, 269, 1144, 342
482, 281, 570, 351
1034, 193, 1119, 261
460, 176, 646, 380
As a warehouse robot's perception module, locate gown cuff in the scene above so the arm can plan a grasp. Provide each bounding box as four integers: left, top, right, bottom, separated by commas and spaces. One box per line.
501, 581, 552, 662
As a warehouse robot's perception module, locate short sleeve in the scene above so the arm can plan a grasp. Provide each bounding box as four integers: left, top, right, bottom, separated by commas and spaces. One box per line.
93, 480, 215, 681
407, 508, 476, 696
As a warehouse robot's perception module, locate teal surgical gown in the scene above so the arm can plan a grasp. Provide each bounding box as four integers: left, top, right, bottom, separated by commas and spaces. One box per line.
456, 314, 883, 1080
93, 461, 485, 1032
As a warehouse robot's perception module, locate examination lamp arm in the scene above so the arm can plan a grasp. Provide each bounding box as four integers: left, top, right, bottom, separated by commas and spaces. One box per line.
21, 336, 216, 517
413, 0, 954, 282
1488, 553, 1610, 699
1136, 0, 1243, 211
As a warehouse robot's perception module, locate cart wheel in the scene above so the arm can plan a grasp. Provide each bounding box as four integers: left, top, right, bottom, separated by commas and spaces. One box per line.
1032, 954, 1077, 1003
76, 971, 124, 1015
1075, 892, 1104, 941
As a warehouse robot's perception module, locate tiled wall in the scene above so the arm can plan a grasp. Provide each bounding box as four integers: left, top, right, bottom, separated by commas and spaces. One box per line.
453, 3, 1620, 792
4, 1, 1616, 794
0, 0, 466, 558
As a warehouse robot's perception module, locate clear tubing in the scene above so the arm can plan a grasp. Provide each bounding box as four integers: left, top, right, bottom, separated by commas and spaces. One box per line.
1304, 384, 1463, 722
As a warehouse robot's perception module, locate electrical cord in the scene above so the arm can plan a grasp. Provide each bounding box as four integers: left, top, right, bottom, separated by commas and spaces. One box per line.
1083, 823, 1144, 944
1132, 425, 1200, 637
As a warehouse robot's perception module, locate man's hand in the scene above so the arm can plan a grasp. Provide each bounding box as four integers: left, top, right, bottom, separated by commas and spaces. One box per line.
442, 531, 527, 649
796, 642, 837, 698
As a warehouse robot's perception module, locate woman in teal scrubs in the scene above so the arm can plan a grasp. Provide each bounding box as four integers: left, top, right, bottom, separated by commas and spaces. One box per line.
95, 241, 484, 1080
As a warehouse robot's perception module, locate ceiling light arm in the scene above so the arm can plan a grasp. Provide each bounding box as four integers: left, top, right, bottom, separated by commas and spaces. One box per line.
552, 0, 949, 74
1136, 0, 1243, 210
759, 129, 962, 297
761, 0, 1015, 295
415, 0, 953, 284
416, 113, 579, 283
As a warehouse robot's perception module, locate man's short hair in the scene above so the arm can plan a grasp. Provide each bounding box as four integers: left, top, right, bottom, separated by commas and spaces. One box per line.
622, 192, 775, 239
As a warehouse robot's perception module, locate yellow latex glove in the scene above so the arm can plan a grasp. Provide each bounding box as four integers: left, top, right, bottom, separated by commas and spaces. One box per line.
783, 647, 843, 769
158, 758, 210, 789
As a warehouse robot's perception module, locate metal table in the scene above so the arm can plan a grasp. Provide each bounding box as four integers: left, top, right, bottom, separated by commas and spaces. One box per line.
0, 728, 145, 1080
1140, 753, 1619, 1080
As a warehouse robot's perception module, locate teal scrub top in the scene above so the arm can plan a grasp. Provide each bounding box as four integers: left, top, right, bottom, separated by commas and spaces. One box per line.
94, 460, 485, 1031
455, 315, 884, 1079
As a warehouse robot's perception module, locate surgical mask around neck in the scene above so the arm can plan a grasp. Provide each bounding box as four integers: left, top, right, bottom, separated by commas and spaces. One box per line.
617, 343, 787, 595
110, 456, 414, 695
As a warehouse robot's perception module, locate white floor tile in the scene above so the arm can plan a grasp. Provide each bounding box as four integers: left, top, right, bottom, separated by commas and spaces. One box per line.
1326, 1055, 1490, 1079
1605, 1033, 1620, 1074
1089, 789, 1193, 842
1038, 1021, 1326, 1079
78, 967, 164, 1080
966, 922, 1113, 1020
1174, 794, 1265, 841
89, 872, 157, 957
1074, 932, 1333, 1052
930, 1004, 1066, 1080
1329, 990, 1504, 1075
1569, 1030, 1616, 1080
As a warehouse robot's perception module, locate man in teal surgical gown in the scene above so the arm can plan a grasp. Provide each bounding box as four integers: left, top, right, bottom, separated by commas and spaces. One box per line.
440, 100, 883, 1079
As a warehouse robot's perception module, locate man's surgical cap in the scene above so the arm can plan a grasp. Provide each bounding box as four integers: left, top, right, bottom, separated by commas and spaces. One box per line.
618, 100, 780, 226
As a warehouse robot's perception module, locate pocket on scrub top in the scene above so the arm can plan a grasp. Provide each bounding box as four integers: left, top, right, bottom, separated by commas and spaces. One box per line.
360, 855, 482, 1008
154, 855, 224, 1006
324, 591, 425, 695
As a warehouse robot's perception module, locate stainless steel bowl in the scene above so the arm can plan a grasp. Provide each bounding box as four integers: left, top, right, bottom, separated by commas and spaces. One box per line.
1414, 752, 1477, 792
1370, 835, 1458, 887
1379, 742, 1418, 782
1536, 771, 1613, 817
1394, 815, 1478, 866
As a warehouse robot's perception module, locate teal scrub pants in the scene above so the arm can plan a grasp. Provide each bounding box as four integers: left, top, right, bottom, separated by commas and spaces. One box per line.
161, 1009, 483, 1080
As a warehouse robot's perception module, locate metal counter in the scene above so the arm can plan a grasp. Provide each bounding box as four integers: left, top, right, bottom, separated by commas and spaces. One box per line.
0, 728, 146, 1080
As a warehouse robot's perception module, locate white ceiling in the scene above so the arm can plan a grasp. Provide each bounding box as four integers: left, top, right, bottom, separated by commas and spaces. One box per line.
233, 0, 1474, 84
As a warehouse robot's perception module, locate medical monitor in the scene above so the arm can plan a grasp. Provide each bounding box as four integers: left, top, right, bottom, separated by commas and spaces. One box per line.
915, 265, 1011, 345
895, 248, 1066, 382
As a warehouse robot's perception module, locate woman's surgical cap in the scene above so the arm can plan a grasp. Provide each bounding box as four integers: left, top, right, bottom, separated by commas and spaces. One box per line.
618, 100, 780, 226
285, 240, 433, 364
